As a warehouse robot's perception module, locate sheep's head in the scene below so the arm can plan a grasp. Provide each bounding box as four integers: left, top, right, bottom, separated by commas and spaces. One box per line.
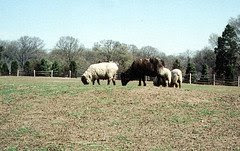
81, 73, 92, 85
153, 75, 165, 87
169, 82, 174, 87
153, 77, 160, 86
120, 72, 130, 86
81, 76, 89, 85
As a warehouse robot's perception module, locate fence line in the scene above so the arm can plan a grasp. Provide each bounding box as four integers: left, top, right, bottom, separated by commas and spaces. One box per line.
188, 73, 240, 87
213, 74, 215, 86
189, 73, 192, 84
238, 76, 240, 87
69, 70, 71, 78
14, 70, 75, 78
2, 70, 240, 87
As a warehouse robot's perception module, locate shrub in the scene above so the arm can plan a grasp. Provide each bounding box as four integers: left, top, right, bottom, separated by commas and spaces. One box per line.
23, 61, 31, 76
184, 59, 197, 83
11, 61, 18, 76
51, 61, 60, 76
172, 59, 182, 70
1, 63, 9, 76
69, 61, 77, 78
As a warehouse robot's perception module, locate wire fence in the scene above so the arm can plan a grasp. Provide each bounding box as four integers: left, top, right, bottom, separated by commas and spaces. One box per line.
184, 73, 240, 87
15, 70, 75, 78
1, 70, 240, 87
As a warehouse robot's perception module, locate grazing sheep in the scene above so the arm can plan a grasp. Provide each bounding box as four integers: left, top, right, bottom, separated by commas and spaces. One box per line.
153, 76, 164, 86
121, 58, 165, 86
170, 69, 182, 88
153, 67, 171, 87
81, 62, 119, 85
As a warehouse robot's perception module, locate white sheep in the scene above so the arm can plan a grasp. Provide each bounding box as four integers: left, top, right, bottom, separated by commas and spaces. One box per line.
170, 69, 182, 88
81, 62, 119, 85
153, 67, 171, 87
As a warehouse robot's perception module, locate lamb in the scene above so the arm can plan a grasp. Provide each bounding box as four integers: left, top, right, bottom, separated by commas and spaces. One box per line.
81, 62, 119, 85
170, 69, 182, 88
153, 67, 171, 87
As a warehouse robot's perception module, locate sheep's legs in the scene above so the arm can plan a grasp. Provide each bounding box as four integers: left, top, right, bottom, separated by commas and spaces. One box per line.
97, 79, 100, 85
138, 77, 145, 86
112, 80, 116, 85
138, 79, 142, 86
165, 81, 169, 87
112, 75, 116, 85
142, 76, 146, 86
108, 79, 116, 85
138, 76, 146, 86
92, 79, 100, 85
111, 78, 116, 85
179, 81, 182, 88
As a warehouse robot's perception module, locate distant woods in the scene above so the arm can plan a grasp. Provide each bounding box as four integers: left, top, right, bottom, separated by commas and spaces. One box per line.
0, 15, 240, 80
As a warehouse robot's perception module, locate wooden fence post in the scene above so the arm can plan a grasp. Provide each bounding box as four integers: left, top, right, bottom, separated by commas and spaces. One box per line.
34, 70, 36, 77
238, 76, 240, 87
213, 74, 215, 86
69, 70, 71, 78
51, 70, 53, 77
189, 73, 191, 84
17, 70, 19, 77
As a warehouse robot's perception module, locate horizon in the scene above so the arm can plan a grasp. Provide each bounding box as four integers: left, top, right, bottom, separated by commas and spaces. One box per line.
0, 0, 240, 55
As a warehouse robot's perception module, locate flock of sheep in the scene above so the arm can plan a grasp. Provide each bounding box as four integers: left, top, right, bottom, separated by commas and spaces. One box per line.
81, 58, 182, 88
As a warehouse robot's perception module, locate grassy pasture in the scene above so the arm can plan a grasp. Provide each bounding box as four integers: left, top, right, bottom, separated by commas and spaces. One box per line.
0, 76, 240, 150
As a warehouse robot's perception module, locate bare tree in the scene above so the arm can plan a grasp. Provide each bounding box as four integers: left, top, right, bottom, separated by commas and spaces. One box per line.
55, 36, 82, 64
140, 46, 159, 58
16, 36, 45, 68
128, 44, 140, 59
92, 40, 116, 61
92, 40, 133, 71
112, 42, 133, 72
229, 15, 240, 37
3, 41, 19, 64
208, 33, 219, 49
193, 47, 216, 75
0, 40, 6, 61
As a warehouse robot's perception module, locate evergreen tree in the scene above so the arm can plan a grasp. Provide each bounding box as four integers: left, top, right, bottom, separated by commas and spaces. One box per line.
69, 61, 77, 78
11, 61, 18, 76
199, 64, 209, 82
215, 24, 239, 79
23, 61, 31, 76
172, 59, 182, 70
225, 64, 235, 80
201, 64, 208, 77
184, 58, 197, 83
0, 46, 3, 60
0, 46, 3, 75
51, 61, 60, 76
39, 59, 50, 71
34, 59, 51, 76
0, 62, 2, 75
1, 63, 9, 76
34, 62, 41, 71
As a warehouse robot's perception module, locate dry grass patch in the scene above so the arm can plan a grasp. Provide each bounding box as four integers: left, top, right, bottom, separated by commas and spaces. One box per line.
0, 77, 239, 150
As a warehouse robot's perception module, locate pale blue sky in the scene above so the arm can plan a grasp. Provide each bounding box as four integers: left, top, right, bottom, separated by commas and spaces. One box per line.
0, 0, 239, 55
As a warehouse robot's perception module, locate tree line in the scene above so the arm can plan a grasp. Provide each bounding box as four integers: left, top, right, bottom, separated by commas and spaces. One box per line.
0, 15, 240, 82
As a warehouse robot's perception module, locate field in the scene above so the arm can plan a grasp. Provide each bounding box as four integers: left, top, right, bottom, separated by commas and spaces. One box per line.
0, 77, 240, 150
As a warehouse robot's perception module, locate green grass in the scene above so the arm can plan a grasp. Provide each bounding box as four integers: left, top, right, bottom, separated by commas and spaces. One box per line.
198, 108, 217, 116
0, 76, 240, 150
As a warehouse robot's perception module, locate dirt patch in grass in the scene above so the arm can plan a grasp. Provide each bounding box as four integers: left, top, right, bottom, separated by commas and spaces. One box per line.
0, 77, 240, 150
